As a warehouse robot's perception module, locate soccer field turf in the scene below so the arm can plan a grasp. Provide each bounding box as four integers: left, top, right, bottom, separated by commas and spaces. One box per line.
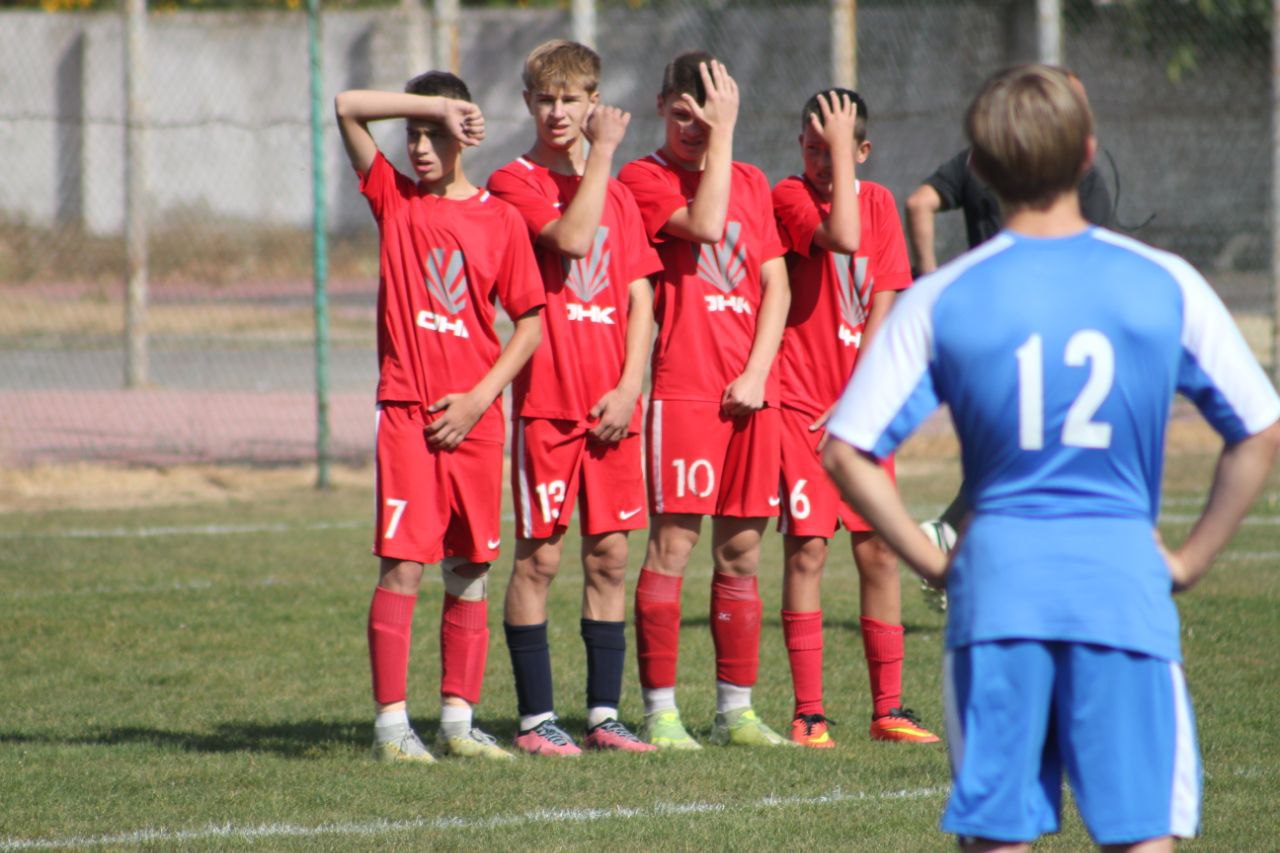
1, 449, 1278, 850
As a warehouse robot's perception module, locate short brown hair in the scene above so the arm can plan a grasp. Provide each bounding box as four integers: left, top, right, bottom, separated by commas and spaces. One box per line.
660, 50, 718, 105
405, 70, 471, 102
522, 40, 600, 94
965, 65, 1092, 209
801, 88, 869, 142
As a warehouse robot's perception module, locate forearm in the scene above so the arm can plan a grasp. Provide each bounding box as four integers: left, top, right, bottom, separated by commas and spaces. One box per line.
823, 441, 947, 583
686, 132, 733, 241
542, 144, 616, 258
334, 90, 452, 124
742, 259, 790, 377
905, 187, 940, 274
617, 279, 654, 395
813, 142, 860, 254
470, 312, 542, 404
1173, 422, 1280, 588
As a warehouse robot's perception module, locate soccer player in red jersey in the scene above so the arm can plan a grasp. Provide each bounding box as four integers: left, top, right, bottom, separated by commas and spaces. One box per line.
772, 89, 940, 746
335, 72, 544, 763
487, 40, 661, 756
617, 52, 792, 749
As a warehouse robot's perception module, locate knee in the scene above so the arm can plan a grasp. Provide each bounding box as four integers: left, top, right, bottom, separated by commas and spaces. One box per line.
442, 557, 489, 600
585, 536, 628, 590
646, 526, 697, 574
787, 539, 827, 580
515, 547, 561, 589
855, 536, 899, 578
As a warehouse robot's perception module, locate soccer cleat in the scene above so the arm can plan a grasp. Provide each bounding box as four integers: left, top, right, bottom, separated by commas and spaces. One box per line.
514, 717, 582, 757
790, 713, 836, 749
918, 519, 956, 613
641, 709, 702, 751
584, 718, 658, 753
869, 707, 941, 743
436, 726, 515, 760
371, 726, 437, 764
709, 707, 795, 747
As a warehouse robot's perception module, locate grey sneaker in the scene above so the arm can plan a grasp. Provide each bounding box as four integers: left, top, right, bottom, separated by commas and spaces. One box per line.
372, 726, 437, 764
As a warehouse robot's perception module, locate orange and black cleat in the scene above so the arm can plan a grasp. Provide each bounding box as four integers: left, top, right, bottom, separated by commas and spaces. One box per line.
869, 708, 940, 743
790, 713, 836, 749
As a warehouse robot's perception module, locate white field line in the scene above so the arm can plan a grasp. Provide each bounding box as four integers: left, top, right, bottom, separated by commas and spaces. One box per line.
0, 785, 947, 850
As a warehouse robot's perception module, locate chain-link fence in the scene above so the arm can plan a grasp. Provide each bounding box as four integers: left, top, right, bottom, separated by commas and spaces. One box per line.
0, 0, 1271, 468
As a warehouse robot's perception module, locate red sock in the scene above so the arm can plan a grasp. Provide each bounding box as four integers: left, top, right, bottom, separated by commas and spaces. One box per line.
861, 616, 904, 717
368, 587, 416, 705
782, 610, 824, 717
711, 572, 761, 687
440, 594, 488, 705
635, 569, 683, 689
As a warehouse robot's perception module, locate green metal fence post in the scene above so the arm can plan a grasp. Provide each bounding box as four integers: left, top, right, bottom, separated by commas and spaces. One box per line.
308, 0, 331, 488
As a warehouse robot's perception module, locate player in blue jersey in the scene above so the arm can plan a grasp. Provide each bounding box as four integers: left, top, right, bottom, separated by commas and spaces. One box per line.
821, 65, 1280, 850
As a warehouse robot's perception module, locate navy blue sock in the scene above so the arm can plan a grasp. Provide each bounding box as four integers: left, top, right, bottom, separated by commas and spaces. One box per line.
504, 621, 553, 720
581, 619, 626, 711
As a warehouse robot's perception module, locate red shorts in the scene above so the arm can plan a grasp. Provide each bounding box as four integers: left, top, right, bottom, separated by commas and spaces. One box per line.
373, 402, 503, 565
646, 400, 781, 518
778, 406, 894, 538
512, 417, 647, 539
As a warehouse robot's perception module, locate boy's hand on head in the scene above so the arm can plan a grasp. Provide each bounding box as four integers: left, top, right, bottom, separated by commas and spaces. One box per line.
425, 390, 487, 450
587, 385, 637, 444
683, 60, 739, 133
810, 90, 856, 152
584, 105, 631, 153
444, 99, 486, 147
721, 369, 765, 416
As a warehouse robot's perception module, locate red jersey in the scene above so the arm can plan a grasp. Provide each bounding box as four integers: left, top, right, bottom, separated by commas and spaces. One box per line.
773, 176, 912, 418
488, 157, 662, 428
617, 152, 787, 405
359, 152, 544, 443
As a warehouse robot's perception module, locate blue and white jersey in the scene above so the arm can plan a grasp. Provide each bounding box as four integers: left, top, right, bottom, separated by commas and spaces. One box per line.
827, 227, 1280, 661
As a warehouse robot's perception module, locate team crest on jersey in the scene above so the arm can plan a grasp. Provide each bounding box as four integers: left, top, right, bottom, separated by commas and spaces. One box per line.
694, 221, 748, 294
424, 248, 468, 315
563, 226, 611, 302
832, 252, 872, 332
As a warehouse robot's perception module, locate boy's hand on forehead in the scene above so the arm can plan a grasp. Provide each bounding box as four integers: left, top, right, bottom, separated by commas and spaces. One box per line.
442, 99, 486, 147
810, 90, 856, 151
584, 104, 630, 152
683, 60, 739, 132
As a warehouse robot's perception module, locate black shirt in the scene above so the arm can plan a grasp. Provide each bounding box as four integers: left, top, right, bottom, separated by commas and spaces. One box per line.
924, 148, 1114, 249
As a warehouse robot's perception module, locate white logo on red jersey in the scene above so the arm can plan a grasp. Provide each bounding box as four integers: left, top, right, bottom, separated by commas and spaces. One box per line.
563, 226, 612, 303
694, 221, 748, 294
567, 303, 617, 324
832, 252, 871, 346
424, 248, 468, 315
704, 294, 753, 314
416, 311, 469, 338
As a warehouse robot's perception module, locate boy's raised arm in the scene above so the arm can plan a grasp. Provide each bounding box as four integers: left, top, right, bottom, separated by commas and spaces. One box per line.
334, 90, 486, 176
807, 92, 861, 255
538, 106, 630, 259
661, 61, 738, 244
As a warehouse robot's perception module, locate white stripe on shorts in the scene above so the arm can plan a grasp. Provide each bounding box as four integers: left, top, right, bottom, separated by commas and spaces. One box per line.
1169, 663, 1201, 837
651, 400, 664, 515
515, 420, 533, 539
942, 651, 964, 779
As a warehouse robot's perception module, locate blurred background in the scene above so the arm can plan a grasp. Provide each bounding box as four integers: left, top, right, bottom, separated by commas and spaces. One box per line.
0, 0, 1272, 472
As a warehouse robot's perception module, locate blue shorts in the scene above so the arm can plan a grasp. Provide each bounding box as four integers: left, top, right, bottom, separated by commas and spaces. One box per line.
941, 640, 1201, 845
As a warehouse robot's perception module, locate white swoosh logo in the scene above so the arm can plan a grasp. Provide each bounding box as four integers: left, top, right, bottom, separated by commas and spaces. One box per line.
618, 508, 642, 520
767, 497, 781, 507
486, 538, 501, 550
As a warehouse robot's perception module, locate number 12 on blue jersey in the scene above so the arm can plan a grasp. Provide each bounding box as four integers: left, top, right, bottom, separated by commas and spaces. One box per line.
1015, 330, 1115, 451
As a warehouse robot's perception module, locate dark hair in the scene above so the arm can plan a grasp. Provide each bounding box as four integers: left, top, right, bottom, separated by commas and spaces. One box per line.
801, 88, 869, 141
405, 71, 472, 102
659, 50, 718, 105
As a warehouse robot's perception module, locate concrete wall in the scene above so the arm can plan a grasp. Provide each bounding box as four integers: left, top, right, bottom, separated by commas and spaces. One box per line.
0, 2, 1268, 271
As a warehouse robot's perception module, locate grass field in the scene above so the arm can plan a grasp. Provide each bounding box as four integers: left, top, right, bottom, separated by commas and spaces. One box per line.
2, 445, 1278, 850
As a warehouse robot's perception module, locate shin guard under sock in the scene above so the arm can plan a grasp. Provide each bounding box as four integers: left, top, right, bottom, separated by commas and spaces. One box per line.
440, 594, 488, 705
368, 587, 416, 705
710, 572, 761, 688
634, 569, 682, 690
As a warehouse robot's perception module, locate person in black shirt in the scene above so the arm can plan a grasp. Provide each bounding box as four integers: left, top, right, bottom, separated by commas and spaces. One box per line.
905, 71, 1113, 275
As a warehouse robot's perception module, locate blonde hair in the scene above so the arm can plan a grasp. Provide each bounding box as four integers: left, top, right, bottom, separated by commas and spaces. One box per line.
965, 64, 1093, 209
522, 40, 600, 94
